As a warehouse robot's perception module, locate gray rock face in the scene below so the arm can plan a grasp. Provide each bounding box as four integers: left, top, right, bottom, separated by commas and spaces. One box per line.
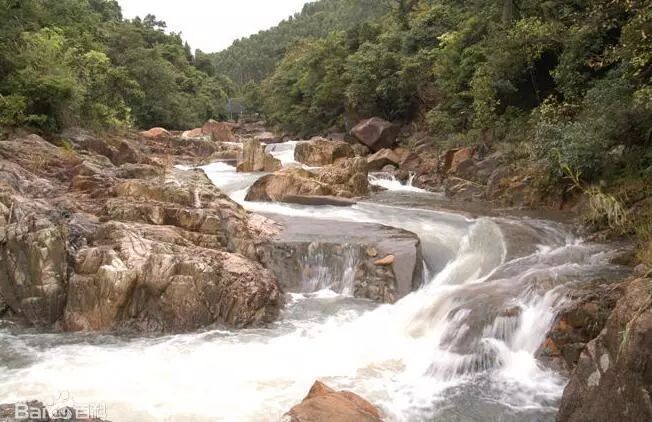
557, 277, 652, 422
260, 214, 424, 303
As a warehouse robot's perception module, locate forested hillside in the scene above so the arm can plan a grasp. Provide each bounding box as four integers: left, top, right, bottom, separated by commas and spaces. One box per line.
209, 0, 391, 85
0, 0, 233, 131
257, 0, 651, 181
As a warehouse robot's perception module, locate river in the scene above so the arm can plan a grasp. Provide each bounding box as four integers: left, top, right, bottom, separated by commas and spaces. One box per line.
0, 142, 629, 421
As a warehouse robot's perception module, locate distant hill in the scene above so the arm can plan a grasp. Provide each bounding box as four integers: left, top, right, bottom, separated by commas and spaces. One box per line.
209, 0, 391, 85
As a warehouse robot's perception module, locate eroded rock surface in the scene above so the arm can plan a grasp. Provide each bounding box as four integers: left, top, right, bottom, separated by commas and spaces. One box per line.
0, 132, 283, 333
237, 139, 282, 172
245, 157, 369, 203
259, 214, 423, 303
283, 381, 383, 422
557, 277, 652, 422
294, 138, 354, 166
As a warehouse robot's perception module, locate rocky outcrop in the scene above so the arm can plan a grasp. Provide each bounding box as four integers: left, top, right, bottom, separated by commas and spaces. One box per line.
367, 148, 401, 171
538, 283, 624, 372
283, 381, 382, 422
0, 133, 284, 333
245, 168, 332, 201
201, 119, 236, 142
245, 158, 369, 203
557, 277, 652, 422
141, 127, 170, 140
260, 215, 423, 303
237, 139, 282, 172
294, 138, 354, 166
351, 118, 399, 152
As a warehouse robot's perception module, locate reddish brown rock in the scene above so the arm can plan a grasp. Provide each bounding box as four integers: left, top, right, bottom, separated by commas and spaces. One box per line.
201, 119, 236, 142
351, 117, 400, 152
283, 381, 382, 422
141, 127, 170, 140
367, 148, 401, 171
374, 255, 395, 266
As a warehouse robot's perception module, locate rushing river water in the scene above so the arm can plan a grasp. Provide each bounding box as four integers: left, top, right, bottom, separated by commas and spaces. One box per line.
0, 142, 629, 421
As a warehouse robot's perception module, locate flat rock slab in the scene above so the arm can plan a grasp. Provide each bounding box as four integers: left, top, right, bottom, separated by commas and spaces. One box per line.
260, 214, 424, 303
282, 195, 359, 207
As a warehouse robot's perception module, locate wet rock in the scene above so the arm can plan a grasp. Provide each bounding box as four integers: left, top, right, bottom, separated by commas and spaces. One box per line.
283, 381, 382, 422
282, 195, 358, 207
236, 139, 282, 172
294, 138, 354, 166
367, 148, 401, 171
64, 221, 282, 332
260, 215, 423, 303
557, 277, 652, 422
538, 283, 623, 372
141, 127, 170, 140
351, 117, 400, 152
246, 158, 369, 203
201, 119, 236, 142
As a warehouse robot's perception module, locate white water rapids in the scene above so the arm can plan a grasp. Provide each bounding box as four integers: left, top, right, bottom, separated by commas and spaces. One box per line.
0, 142, 629, 421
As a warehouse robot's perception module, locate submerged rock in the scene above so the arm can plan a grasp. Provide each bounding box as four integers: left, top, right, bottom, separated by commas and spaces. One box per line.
283, 381, 382, 422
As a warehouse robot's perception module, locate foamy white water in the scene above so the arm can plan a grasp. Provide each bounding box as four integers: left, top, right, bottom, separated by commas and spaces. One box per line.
1, 143, 628, 421
369, 172, 428, 193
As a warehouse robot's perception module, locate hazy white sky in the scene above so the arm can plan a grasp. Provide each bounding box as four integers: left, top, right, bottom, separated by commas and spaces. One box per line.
117, 0, 314, 53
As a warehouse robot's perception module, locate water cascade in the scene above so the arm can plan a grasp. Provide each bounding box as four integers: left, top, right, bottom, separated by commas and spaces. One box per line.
0, 141, 629, 421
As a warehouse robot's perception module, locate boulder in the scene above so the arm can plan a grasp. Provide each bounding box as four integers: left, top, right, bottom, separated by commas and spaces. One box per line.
441, 147, 475, 175
182, 128, 205, 139
64, 221, 282, 332
283, 381, 382, 422
141, 127, 170, 140
294, 138, 354, 166
557, 277, 652, 422
201, 119, 236, 142
246, 158, 369, 203
367, 148, 401, 171
351, 117, 400, 152
260, 215, 423, 303
237, 139, 282, 173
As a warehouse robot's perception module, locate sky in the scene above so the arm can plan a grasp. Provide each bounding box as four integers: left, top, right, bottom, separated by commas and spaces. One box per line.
117, 0, 314, 53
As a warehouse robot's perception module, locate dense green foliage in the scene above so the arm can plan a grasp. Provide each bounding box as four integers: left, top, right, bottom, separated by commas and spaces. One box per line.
210, 0, 391, 85
257, 0, 651, 186
0, 0, 233, 131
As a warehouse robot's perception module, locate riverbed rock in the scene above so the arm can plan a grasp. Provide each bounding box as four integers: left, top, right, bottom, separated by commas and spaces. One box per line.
201, 119, 236, 142
0, 132, 285, 333
259, 214, 423, 303
557, 277, 652, 422
294, 138, 354, 166
367, 148, 401, 171
351, 117, 400, 152
64, 221, 282, 332
237, 139, 282, 172
141, 127, 170, 140
283, 381, 382, 422
245, 158, 369, 203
